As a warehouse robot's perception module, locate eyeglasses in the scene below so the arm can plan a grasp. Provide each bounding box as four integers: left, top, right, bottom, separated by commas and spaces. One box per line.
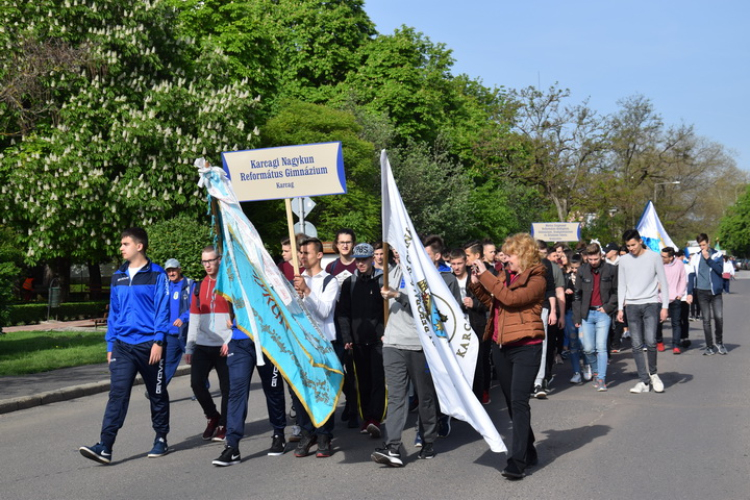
338, 241, 353, 246
201, 257, 220, 265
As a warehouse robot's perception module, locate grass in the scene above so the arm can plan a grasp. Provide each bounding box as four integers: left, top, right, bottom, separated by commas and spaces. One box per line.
0, 330, 107, 376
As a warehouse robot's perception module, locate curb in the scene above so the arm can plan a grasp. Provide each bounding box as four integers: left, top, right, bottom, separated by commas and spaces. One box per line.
0, 365, 191, 415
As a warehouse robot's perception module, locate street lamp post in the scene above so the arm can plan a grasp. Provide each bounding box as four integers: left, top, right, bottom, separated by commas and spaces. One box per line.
653, 181, 680, 204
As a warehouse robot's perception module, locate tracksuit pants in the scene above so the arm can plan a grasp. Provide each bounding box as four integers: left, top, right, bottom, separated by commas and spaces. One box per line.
225, 338, 286, 449
190, 345, 229, 426
100, 339, 169, 450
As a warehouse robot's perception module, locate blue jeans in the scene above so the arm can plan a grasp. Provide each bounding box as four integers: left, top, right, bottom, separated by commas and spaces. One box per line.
564, 309, 583, 374
581, 309, 611, 382
225, 338, 286, 449
695, 289, 723, 347
625, 303, 660, 383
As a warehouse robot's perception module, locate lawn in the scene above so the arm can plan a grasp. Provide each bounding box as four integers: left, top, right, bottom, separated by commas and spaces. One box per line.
0, 330, 107, 376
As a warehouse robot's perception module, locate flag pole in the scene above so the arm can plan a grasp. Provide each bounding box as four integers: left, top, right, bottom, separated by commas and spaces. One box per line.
382, 243, 390, 325
284, 198, 300, 275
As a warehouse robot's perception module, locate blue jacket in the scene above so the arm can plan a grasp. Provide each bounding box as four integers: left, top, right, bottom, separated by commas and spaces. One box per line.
168, 278, 194, 338
106, 259, 171, 352
687, 248, 724, 296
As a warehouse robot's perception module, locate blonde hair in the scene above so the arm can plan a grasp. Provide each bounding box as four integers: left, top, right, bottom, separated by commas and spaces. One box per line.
502, 233, 542, 272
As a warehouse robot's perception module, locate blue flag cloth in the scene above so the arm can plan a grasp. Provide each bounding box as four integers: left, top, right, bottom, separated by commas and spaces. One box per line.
196, 159, 343, 426
637, 201, 677, 252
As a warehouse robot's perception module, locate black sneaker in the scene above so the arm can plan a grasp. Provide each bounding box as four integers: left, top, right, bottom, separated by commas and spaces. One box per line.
294, 433, 317, 457
212, 446, 241, 467
79, 443, 112, 465
437, 416, 451, 438
316, 434, 332, 458
371, 445, 403, 467
268, 434, 286, 456
418, 442, 435, 459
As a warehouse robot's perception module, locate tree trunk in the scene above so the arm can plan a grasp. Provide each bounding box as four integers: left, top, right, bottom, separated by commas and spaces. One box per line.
46, 257, 71, 302
88, 263, 102, 301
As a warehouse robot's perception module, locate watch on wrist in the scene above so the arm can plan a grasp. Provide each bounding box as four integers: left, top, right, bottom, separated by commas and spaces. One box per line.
154, 340, 164, 347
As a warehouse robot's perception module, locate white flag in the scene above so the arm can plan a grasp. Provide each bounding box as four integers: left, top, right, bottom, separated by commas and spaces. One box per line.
637, 201, 677, 252
381, 150, 506, 453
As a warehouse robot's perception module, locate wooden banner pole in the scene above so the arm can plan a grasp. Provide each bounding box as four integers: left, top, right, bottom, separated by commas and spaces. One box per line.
284, 199, 300, 276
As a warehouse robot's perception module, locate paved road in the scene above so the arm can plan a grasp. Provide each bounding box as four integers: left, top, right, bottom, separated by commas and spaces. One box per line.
1, 282, 748, 500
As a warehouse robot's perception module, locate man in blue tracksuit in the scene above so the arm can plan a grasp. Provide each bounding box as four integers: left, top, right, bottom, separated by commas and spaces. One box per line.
79, 227, 171, 465
163, 258, 194, 385
686, 233, 727, 355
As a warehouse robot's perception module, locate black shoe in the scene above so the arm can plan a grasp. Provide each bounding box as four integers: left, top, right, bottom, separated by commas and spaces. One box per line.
372, 445, 403, 467
501, 462, 525, 480
212, 446, 241, 467
347, 416, 359, 429
294, 433, 317, 457
437, 416, 451, 438
418, 442, 436, 459
681, 339, 692, 348
316, 435, 332, 458
268, 434, 286, 456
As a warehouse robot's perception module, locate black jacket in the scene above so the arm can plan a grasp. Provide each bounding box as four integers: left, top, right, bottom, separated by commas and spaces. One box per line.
573, 262, 618, 325
335, 269, 385, 345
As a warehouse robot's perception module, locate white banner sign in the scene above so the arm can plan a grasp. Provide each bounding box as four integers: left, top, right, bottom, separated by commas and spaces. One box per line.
221, 142, 346, 202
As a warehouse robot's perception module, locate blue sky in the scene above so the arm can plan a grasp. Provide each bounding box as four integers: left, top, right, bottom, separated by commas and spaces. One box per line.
365, 0, 750, 170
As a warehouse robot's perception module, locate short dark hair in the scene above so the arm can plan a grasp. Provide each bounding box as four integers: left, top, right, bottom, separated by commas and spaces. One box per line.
622, 229, 641, 242
301, 237, 324, 254
675, 249, 685, 257
122, 227, 149, 252
553, 242, 569, 253
481, 238, 495, 247
696, 233, 710, 244
463, 240, 483, 257
661, 247, 675, 258
202, 245, 219, 257
536, 239, 548, 252
448, 248, 466, 261
570, 253, 583, 265
423, 235, 445, 255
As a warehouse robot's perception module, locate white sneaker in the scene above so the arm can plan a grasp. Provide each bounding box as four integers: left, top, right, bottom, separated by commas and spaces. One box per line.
583, 365, 593, 381
629, 381, 651, 394
650, 373, 664, 393
570, 372, 582, 384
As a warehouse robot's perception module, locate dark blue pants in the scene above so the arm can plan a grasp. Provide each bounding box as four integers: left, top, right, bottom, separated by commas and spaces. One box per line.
100, 340, 169, 450
656, 300, 682, 346
164, 334, 184, 386
225, 338, 286, 449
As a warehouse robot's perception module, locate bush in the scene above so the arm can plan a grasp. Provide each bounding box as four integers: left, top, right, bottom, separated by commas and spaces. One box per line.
7, 301, 109, 326
0, 226, 23, 333
147, 215, 213, 281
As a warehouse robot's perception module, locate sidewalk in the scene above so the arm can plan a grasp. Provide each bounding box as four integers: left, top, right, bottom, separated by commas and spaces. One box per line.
0, 319, 189, 414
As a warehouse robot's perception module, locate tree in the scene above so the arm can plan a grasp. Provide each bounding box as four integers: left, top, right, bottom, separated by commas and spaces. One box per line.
717, 186, 750, 256
0, 226, 23, 332
0, 0, 260, 293
259, 100, 379, 243
147, 215, 214, 281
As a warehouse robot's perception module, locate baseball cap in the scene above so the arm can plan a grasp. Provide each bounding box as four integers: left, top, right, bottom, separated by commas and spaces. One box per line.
352, 243, 374, 259
603, 243, 619, 254
164, 258, 181, 269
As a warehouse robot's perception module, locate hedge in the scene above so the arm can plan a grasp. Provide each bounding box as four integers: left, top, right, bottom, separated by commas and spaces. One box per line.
8, 301, 109, 326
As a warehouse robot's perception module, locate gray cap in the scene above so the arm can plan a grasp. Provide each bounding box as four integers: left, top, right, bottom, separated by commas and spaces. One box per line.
352, 243, 374, 259
164, 258, 181, 269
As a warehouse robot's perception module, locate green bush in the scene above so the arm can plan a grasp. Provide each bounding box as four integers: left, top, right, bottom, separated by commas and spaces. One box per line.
0, 226, 23, 333
147, 214, 213, 281
7, 301, 109, 326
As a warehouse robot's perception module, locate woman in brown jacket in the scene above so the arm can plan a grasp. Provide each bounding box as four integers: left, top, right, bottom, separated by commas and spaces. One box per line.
470, 233, 546, 480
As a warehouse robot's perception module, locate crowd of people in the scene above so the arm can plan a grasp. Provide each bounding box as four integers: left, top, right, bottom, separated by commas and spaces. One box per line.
78, 225, 732, 481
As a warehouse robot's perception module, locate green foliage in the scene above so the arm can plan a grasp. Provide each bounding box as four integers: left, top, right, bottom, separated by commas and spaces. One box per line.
147, 214, 214, 280
7, 301, 108, 326
259, 100, 379, 243
0, 330, 107, 376
0, 0, 260, 265
718, 185, 750, 256
0, 226, 23, 332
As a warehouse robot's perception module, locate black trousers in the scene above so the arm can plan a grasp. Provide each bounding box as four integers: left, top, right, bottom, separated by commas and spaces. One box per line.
191, 344, 230, 426
493, 342, 541, 472
352, 343, 386, 423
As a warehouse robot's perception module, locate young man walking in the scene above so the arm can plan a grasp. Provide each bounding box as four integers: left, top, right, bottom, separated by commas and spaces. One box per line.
79, 227, 171, 464
686, 233, 727, 355
163, 259, 194, 386
656, 247, 687, 354
336, 243, 386, 438
617, 230, 669, 394
186, 246, 232, 442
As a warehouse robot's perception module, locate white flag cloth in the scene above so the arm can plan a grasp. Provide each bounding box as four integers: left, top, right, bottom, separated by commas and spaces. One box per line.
380, 150, 506, 453
637, 201, 677, 252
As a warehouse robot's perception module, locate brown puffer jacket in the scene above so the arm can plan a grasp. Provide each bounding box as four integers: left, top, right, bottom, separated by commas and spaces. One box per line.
469, 263, 547, 345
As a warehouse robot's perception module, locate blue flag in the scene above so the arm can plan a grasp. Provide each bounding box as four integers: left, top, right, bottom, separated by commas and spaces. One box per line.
636, 201, 677, 252
197, 159, 343, 426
